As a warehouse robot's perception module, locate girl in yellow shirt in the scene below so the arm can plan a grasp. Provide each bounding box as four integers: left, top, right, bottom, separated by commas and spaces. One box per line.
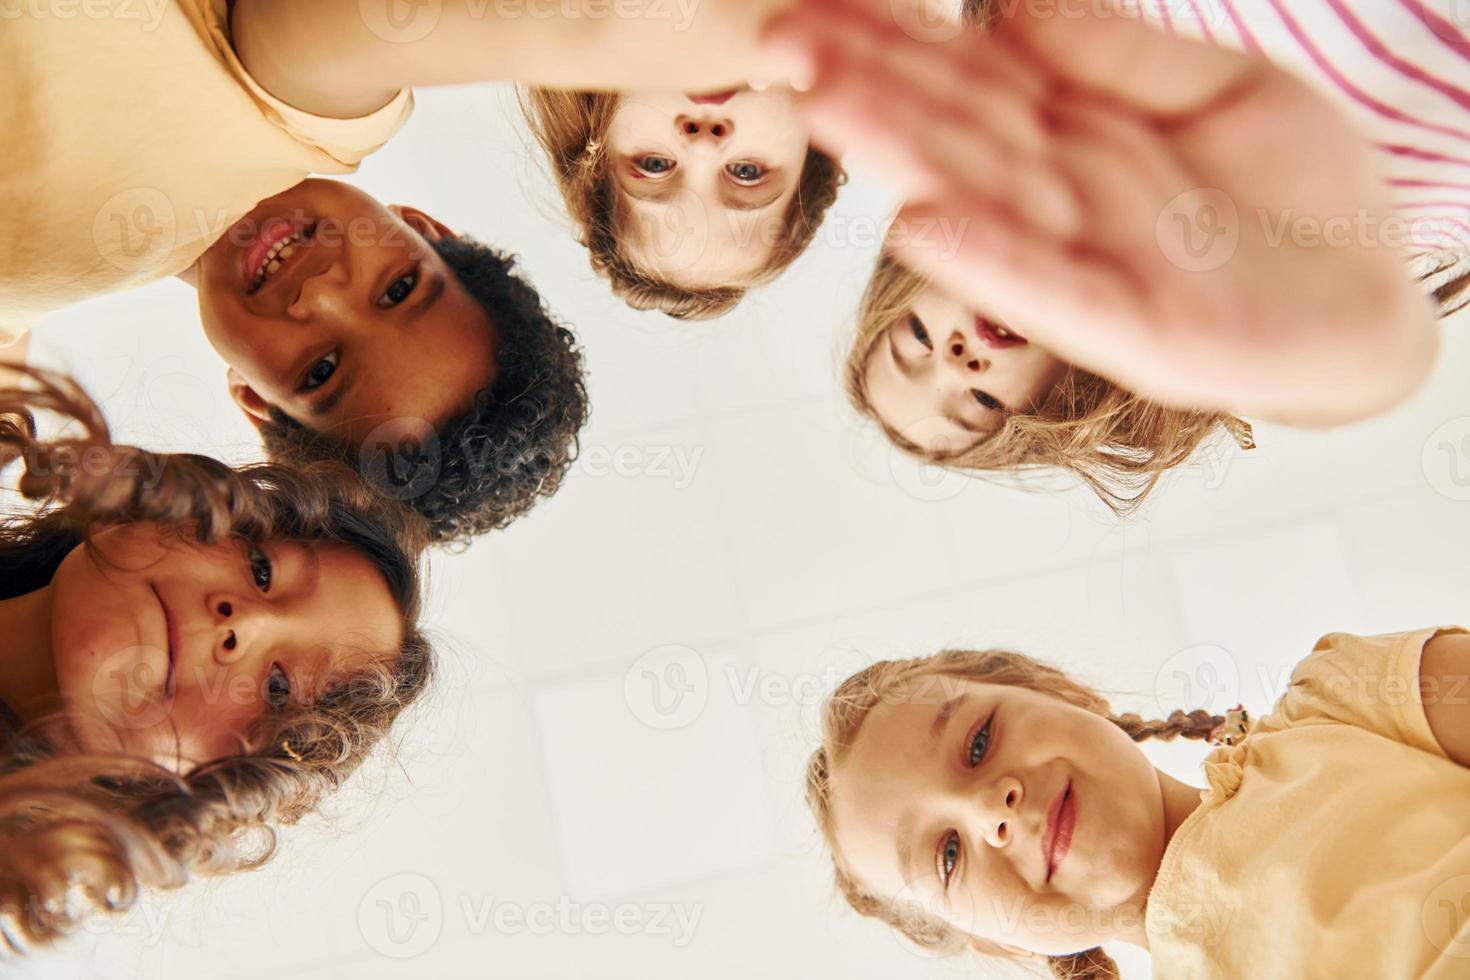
807, 626, 1470, 977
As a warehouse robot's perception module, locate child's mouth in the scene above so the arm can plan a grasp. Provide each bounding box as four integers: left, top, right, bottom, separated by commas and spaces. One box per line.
687, 88, 741, 105
975, 317, 1027, 350
243, 220, 317, 294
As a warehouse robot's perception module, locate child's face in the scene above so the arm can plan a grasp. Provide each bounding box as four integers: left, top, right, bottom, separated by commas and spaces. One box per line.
194, 179, 499, 444
864, 285, 1067, 453
605, 87, 812, 289
48, 523, 403, 769
827, 677, 1166, 955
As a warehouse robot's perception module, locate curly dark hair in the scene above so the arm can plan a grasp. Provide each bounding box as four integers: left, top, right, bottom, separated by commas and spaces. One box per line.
260, 236, 589, 546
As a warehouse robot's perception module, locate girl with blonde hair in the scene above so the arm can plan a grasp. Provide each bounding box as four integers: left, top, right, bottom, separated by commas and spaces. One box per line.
780, 0, 1470, 512
808, 626, 1470, 977
0, 371, 433, 952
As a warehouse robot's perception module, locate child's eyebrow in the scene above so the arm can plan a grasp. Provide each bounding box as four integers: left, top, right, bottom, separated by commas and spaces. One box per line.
309, 373, 354, 419
721, 188, 784, 212
407, 271, 445, 322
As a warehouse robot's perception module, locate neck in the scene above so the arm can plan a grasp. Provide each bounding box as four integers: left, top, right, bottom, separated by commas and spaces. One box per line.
0, 586, 60, 723
1113, 769, 1205, 951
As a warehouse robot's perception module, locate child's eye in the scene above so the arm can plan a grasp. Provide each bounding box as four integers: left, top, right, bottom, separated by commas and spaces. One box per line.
907, 314, 933, 349
636, 155, 676, 176
967, 715, 993, 767
726, 161, 766, 183
266, 663, 292, 711
377, 269, 419, 308
937, 830, 961, 887
973, 390, 1004, 413
248, 547, 273, 593
300, 351, 338, 392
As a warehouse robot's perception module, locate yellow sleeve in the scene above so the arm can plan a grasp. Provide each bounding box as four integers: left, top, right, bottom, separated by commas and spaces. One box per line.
187, 0, 414, 167
0, 321, 31, 351
1260, 628, 1468, 758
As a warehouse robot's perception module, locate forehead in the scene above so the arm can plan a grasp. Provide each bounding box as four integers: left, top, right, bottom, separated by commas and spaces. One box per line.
616, 193, 791, 289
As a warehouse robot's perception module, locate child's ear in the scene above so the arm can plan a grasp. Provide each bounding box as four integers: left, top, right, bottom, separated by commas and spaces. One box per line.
226, 368, 274, 431
390, 205, 457, 243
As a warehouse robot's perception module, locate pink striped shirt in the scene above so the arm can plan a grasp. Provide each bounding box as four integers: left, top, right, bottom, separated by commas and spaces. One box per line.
1130, 0, 1470, 310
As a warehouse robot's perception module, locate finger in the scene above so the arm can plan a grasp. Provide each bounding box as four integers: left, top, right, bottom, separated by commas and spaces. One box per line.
999, 0, 1262, 117
889, 198, 1153, 372
799, 0, 1050, 98
800, 67, 1082, 237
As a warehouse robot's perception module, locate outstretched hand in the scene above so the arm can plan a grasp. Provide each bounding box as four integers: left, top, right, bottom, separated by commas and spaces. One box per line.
768, 0, 1439, 426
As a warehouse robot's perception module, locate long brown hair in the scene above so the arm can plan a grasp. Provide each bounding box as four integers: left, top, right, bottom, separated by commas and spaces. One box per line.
0, 371, 434, 952
518, 88, 846, 320
845, 254, 1253, 515
807, 648, 1223, 979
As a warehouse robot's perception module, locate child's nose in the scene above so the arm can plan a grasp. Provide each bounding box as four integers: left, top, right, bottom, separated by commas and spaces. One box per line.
947, 336, 990, 374
286, 262, 351, 321
676, 115, 734, 144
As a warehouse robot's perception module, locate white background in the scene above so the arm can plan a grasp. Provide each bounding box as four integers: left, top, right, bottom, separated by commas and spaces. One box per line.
16, 81, 1470, 979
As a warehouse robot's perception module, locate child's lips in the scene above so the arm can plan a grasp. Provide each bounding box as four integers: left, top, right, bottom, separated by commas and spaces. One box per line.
1042, 781, 1076, 883
687, 87, 741, 105
241, 219, 314, 294
151, 584, 178, 699
975, 316, 1027, 350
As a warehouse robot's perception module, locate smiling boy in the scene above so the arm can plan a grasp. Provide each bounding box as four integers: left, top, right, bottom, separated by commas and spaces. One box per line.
3, 0, 785, 541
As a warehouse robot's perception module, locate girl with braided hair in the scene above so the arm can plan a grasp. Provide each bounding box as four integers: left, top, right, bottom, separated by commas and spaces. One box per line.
0, 370, 434, 953
807, 627, 1470, 977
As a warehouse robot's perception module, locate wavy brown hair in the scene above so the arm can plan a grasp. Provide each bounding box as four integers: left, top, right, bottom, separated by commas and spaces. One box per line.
0, 371, 433, 953
518, 88, 846, 320
845, 254, 1254, 515
807, 648, 1224, 979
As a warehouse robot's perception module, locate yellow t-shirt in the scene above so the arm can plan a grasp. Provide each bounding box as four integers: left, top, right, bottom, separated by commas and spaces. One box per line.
0, 0, 413, 344
1147, 627, 1470, 978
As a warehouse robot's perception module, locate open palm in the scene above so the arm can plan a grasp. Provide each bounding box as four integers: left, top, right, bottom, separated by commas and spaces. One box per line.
772, 0, 1439, 425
